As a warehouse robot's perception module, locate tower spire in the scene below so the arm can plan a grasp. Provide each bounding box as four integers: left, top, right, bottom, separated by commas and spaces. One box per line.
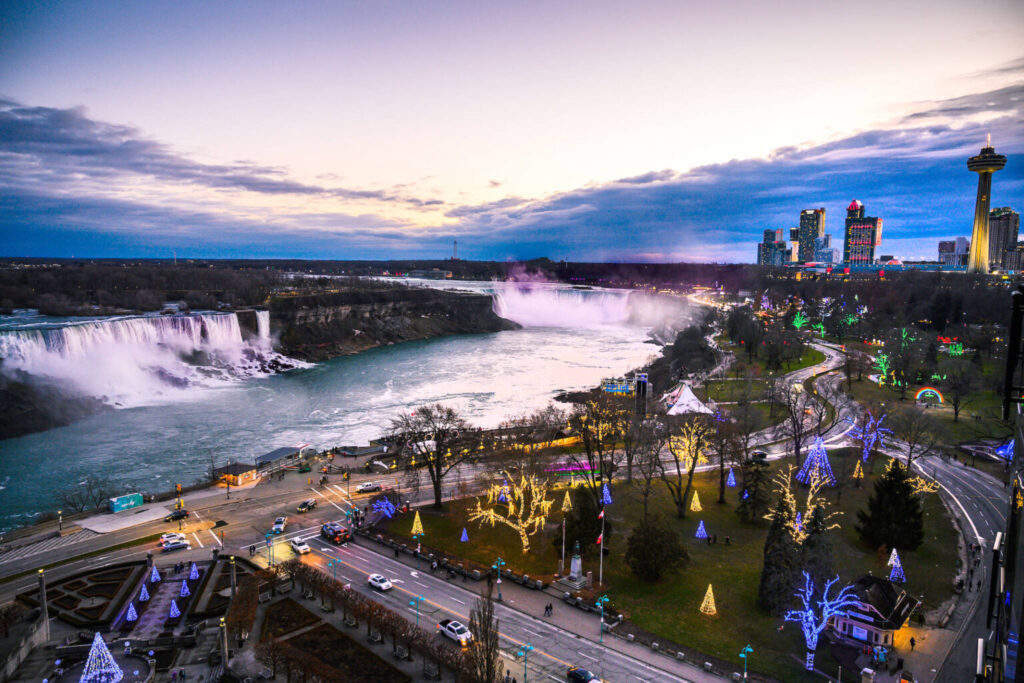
987, 132, 991, 148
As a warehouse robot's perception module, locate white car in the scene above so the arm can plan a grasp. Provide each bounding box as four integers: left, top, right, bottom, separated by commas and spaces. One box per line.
368, 574, 393, 591
159, 532, 186, 546
356, 482, 382, 493
437, 619, 473, 646
289, 539, 311, 555
272, 516, 287, 534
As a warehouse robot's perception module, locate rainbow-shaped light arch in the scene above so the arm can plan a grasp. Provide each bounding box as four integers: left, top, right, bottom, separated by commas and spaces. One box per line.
915, 386, 944, 403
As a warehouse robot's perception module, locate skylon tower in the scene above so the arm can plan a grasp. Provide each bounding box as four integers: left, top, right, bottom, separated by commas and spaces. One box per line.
966, 135, 1007, 273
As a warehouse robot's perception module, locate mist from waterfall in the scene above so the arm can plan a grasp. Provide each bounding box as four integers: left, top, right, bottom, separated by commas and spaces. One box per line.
491, 282, 633, 327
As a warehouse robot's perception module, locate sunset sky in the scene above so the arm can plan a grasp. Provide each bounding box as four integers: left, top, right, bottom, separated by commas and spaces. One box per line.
1, 0, 1022, 262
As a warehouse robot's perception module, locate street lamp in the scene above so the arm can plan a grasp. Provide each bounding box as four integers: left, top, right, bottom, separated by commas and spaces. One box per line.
57, 510, 62, 533
739, 644, 753, 680
596, 594, 609, 644
409, 595, 424, 628
492, 557, 506, 602
517, 642, 534, 683
265, 533, 275, 566
328, 560, 338, 582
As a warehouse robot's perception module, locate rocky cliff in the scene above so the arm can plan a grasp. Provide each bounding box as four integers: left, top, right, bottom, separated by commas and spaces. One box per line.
271, 287, 519, 361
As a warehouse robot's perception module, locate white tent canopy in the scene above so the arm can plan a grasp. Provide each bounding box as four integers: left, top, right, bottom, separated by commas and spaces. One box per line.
666, 384, 715, 415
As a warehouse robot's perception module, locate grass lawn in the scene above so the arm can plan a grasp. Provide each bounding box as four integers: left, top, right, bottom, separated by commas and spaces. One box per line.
383, 453, 958, 682
719, 341, 826, 379
704, 378, 768, 403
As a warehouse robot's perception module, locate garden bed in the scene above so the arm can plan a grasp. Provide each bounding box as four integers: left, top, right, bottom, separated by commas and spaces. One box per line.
287, 623, 410, 683
260, 598, 321, 641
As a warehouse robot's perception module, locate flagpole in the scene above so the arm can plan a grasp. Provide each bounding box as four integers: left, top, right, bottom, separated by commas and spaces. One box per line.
599, 509, 604, 586
561, 517, 566, 574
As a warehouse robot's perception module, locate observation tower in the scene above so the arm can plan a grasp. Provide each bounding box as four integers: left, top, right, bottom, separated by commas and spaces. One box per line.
966, 135, 1007, 273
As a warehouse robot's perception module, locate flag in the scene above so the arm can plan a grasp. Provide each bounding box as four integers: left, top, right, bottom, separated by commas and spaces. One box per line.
596, 533, 603, 545
597, 509, 604, 519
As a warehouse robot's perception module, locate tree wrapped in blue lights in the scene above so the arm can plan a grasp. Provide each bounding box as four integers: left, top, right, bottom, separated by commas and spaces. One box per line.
372, 497, 397, 518
726, 469, 737, 487
795, 437, 836, 487
139, 584, 150, 602
80, 631, 124, 683
600, 483, 613, 506
180, 580, 190, 598
695, 520, 708, 539
460, 527, 469, 542
783, 572, 859, 671
149, 565, 161, 583
168, 600, 180, 620
846, 412, 892, 463
188, 562, 199, 581
125, 603, 138, 623
794, 512, 803, 533
888, 549, 906, 583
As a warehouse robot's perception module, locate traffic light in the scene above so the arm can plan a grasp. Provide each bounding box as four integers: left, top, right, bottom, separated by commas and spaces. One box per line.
176, 483, 182, 494
344, 472, 350, 481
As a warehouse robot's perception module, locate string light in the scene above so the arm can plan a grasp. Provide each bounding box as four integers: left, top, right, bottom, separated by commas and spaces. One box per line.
783, 572, 859, 671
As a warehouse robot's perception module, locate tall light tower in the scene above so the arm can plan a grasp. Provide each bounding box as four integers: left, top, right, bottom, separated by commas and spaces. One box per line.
966, 134, 1007, 274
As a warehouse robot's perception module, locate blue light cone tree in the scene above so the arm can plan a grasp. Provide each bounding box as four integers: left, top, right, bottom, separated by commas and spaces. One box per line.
795, 437, 836, 487
784, 572, 859, 671
726, 469, 737, 487
460, 528, 469, 543
80, 631, 124, 683
189, 562, 199, 581
149, 565, 161, 583
168, 599, 181, 620
139, 584, 150, 602
125, 603, 138, 623
180, 580, 190, 598
889, 550, 906, 583
600, 483, 613, 506
695, 520, 708, 539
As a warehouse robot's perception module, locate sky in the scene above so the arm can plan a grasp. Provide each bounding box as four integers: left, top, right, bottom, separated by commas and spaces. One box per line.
1, 0, 1022, 263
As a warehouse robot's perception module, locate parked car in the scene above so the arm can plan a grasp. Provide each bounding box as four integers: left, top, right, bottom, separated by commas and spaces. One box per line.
164, 509, 188, 522
161, 539, 191, 552
289, 539, 311, 555
272, 516, 287, 534
566, 667, 598, 683
320, 522, 351, 545
159, 532, 186, 546
437, 619, 473, 646
356, 482, 382, 493
367, 574, 393, 591
297, 499, 317, 513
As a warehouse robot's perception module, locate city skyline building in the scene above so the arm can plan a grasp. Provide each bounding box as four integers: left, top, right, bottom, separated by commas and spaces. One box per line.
990, 207, 1020, 271
938, 236, 970, 266
843, 200, 883, 265
757, 228, 790, 266
966, 135, 1007, 273
813, 234, 838, 264
798, 208, 826, 262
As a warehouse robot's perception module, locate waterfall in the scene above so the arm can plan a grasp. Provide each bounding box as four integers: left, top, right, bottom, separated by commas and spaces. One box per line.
0, 311, 300, 408
490, 282, 633, 328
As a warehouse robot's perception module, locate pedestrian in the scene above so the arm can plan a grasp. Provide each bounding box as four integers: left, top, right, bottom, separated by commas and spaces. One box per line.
713, 534, 718, 544
706, 535, 712, 546
725, 536, 731, 545
909, 637, 916, 652
978, 579, 982, 591
170, 671, 177, 683
394, 546, 399, 558
504, 672, 512, 683
487, 574, 493, 588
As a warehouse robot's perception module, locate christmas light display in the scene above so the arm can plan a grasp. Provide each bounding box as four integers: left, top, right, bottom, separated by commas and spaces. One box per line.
410, 510, 424, 537
997, 439, 1015, 463
889, 549, 906, 583
561, 489, 573, 512
811, 322, 826, 337
783, 572, 859, 671
695, 520, 708, 539
690, 491, 703, 512
188, 562, 199, 581
372, 497, 397, 518
180, 580, 190, 598
168, 600, 180, 620
874, 353, 891, 386
600, 483, 613, 506
467, 473, 555, 553
79, 631, 124, 683
742, 489, 750, 500
139, 584, 150, 602
795, 437, 836, 487
792, 312, 808, 330
149, 566, 161, 583
125, 603, 138, 623
794, 512, 803, 533
846, 413, 891, 462
726, 469, 737, 487
852, 460, 864, 482
887, 548, 898, 566
460, 527, 469, 542
700, 584, 717, 615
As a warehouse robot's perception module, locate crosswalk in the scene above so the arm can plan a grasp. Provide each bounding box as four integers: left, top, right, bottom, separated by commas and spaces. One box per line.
0, 529, 100, 566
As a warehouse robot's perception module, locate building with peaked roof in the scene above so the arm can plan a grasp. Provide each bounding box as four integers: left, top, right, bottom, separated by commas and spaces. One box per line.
832, 575, 920, 648
843, 200, 883, 265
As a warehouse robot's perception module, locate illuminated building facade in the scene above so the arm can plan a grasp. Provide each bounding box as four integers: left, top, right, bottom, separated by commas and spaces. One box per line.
798, 208, 826, 262
842, 200, 883, 265
990, 207, 1020, 271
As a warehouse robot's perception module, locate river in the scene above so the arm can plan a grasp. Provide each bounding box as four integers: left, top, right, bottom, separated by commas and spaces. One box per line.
0, 281, 672, 530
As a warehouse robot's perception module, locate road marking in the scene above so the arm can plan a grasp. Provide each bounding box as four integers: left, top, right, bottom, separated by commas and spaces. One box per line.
450, 597, 465, 605
191, 533, 204, 548
208, 530, 223, 546
414, 581, 429, 589
310, 487, 346, 512
578, 652, 598, 662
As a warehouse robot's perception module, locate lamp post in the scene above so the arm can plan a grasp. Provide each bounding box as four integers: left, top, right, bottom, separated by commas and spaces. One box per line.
596, 594, 609, 644
328, 560, 338, 582
57, 510, 62, 533
265, 533, 275, 566
409, 595, 424, 628
739, 644, 753, 680
517, 642, 534, 683
492, 557, 506, 602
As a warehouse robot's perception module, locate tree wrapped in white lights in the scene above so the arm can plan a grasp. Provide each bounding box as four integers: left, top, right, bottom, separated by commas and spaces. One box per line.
79, 631, 124, 683
783, 572, 859, 671
468, 472, 554, 553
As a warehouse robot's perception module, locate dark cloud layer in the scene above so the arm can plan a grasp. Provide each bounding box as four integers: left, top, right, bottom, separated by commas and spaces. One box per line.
1, 75, 1022, 261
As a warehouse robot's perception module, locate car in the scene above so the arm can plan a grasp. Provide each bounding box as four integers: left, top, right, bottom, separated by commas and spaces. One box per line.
164, 509, 189, 522
297, 499, 317, 513
320, 522, 351, 545
289, 539, 311, 555
367, 574, 393, 591
566, 667, 598, 683
437, 619, 473, 646
272, 516, 287, 534
159, 532, 186, 546
161, 539, 191, 552
356, 482, 382, 493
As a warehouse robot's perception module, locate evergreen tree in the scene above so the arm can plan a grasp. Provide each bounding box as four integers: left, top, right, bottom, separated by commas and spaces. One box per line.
737, 457, 770, 523
757, 495, 800, 615
800, 506, 835, 588
855, 460, 924, 551
625, 515, 688, 582
552, 489, 612, 557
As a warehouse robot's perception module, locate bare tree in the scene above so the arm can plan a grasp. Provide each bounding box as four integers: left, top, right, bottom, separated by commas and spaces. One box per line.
59, 475, 115, 513
940, 359, 976, 422
391, 403, 471, 509
708, 417, 742, 504
891, 406, 945, 468
731, 373, 766, 461
630, 417, 670, 522
808, 375, 841, 435
466, 585, 503, 683
775, 379, 813, 467
566, 397, 629, 506
659, 415, 712, 518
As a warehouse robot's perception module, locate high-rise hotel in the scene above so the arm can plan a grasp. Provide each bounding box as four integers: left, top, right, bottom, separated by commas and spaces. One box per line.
842, 200, 883, 265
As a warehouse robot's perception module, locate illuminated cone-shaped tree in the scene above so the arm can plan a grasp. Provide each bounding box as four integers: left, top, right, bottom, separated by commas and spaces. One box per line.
726, 469, 737, 487
467, 472, 555, 553
139, 584, 150, 602
188, 562, 199, 581
600, 483, 613, 506
561, 489, 573, 512
887, 548, 899, 566
852, 459, 864, 486
460, 528, 469, 543
889, 550, 906, 583
690, 491, 703, 512
795, 437, 836, 487
125, 602, 138, 622
695, 520, 708, 539
80, 631, 124, 683
168, 600, 181, 620
180, 580, 190, 598
784, 572, 859, 671
700, 584, 717, 615
149, 565, 161, 583
410, 511, 424, 537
